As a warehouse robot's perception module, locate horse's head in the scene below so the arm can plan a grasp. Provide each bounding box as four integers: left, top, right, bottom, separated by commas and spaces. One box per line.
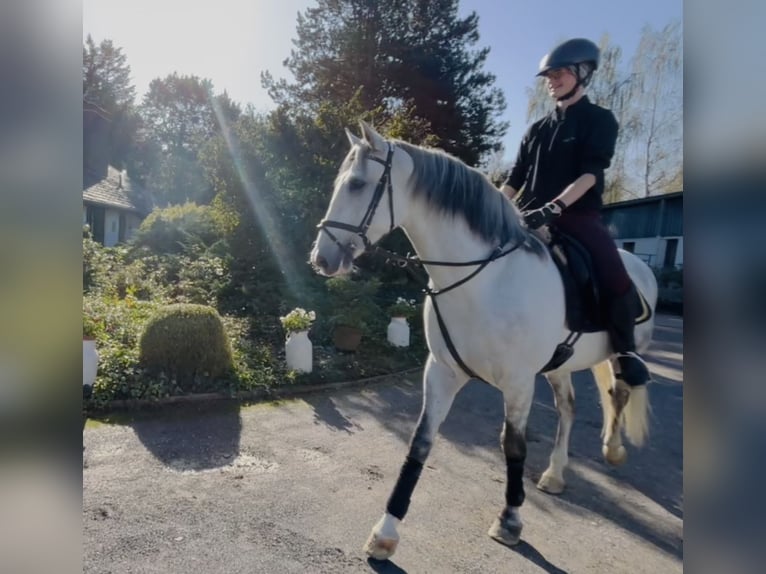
311, 120, 411, 276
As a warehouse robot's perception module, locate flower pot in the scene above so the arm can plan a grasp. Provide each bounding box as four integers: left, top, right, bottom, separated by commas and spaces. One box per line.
83, 338, 99, 389
285, 330, 313, 373
387, 317, 410, 347
333, 324, 363, 352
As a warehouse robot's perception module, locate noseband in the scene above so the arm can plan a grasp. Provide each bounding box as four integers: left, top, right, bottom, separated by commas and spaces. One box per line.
317, 143, 396, 254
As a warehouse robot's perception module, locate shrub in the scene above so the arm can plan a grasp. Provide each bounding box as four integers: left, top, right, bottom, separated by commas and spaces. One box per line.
130, 202, 223, 255
325, 276, 383, 331
139, 303, 234, 391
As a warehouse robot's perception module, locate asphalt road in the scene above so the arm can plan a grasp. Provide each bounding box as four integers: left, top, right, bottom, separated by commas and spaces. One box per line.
83, 314, 682, 574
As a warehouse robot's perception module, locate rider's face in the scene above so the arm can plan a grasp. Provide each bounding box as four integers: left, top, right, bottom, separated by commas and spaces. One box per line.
544, 68, 577, 99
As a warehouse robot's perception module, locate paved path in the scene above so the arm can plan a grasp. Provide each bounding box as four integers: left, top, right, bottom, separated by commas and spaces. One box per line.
83, 314, 682, 573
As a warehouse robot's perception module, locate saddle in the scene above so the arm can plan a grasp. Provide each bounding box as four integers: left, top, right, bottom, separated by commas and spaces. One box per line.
542, 227, 652, 331
535, 227, 652, 372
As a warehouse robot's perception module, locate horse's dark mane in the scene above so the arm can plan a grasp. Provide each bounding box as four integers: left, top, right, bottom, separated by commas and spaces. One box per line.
393, 140, 543, 254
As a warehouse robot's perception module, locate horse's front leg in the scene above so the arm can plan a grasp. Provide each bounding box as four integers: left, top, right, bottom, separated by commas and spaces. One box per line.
488, 375, 536, 547
537, 372, 575, 494
364, 355, 466, 560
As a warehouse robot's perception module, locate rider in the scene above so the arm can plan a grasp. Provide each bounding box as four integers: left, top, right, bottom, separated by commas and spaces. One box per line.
500, 37, 650, 388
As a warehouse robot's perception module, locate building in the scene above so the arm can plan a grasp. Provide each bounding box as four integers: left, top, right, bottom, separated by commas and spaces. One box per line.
83, 100, 153, 246
602, 191, 683, 269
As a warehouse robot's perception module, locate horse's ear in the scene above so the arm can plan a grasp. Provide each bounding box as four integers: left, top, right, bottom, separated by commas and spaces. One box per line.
359, 120, 386, 152
345, 127, 363, 148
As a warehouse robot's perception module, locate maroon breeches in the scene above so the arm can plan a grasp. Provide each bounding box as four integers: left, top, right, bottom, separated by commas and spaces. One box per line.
552, 210, 632, 297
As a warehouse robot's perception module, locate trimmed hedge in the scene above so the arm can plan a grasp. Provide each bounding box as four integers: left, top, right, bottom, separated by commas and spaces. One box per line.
139, 303, 234, 391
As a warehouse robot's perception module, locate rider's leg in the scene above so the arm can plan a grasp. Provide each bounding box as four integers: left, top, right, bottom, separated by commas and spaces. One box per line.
553, 211, 651, 387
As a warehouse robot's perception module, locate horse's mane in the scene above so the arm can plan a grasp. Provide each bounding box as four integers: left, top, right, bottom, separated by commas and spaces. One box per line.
393, 140, 544, 255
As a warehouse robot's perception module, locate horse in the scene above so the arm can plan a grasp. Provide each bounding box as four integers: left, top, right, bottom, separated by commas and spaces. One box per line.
310, 120, 657, 560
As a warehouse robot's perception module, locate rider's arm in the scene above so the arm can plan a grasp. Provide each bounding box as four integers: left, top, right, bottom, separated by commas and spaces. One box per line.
501, 127, 533, 201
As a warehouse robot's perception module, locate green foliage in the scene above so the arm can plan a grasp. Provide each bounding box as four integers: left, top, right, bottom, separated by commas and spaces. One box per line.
279, 308, 316, 334
138, 73, 241, 205
83, 293, 166, 409
388, 297, 419, 320
262, 0, 507, 166
130, 202, 224, 255
324, 276, 383, 331
83, 35, 141, 171
138, 304, 234, 391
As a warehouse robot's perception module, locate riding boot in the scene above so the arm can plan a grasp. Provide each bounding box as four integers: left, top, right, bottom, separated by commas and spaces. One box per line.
606, 284, 651, 387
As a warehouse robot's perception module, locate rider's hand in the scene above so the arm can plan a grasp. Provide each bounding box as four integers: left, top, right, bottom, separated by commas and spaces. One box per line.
523, 200, 566, 229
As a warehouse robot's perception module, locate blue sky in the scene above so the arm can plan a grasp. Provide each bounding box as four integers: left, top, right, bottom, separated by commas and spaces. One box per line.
83, 0, 681, 160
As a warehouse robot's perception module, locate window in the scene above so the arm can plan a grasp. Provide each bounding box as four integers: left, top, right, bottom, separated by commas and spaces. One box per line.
664, 238, 679, 268
622, 241, 635, 253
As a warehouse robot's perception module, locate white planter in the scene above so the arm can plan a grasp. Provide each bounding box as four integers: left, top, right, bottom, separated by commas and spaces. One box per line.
285, 330, 313, 373
387, 317, 410, 348
83, 339, 99, 388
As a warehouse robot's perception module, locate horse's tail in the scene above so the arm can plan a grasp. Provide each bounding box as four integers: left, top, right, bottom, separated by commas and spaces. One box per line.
592, 359, 650, 448
623, 383, 650, 447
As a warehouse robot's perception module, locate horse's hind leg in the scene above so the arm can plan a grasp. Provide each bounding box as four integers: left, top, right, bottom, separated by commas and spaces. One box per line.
488, 375, 536, 547
593, 359, 630, 465
537, 372, 574, 495
364, 355, 466, 560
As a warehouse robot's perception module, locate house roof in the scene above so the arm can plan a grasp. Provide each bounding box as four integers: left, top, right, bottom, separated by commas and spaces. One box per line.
83, 166, 153, 214
602, 191, 683, 210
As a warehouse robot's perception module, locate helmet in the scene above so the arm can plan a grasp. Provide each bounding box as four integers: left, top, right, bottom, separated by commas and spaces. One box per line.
537, 38, 600, 77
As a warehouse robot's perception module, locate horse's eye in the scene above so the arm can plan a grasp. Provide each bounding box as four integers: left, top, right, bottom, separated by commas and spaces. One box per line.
348, 178, 366, 192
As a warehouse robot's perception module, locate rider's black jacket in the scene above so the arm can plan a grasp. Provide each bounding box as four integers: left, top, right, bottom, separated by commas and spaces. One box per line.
503, 95, 619, 213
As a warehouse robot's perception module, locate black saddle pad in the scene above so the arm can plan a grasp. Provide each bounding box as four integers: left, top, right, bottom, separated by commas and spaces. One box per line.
547, 230, 650, 333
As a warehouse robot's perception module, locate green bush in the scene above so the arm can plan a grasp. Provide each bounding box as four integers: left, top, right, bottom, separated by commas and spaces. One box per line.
139, 303, 234, 391
130, 202, 223, 255
324, 276, 383, 332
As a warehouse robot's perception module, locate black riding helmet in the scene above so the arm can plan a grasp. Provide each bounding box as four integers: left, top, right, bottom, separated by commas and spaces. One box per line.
537, 38, 600, 101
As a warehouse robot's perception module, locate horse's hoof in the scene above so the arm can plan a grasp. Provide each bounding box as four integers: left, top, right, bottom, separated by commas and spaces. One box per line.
537, 471, 565, 494
603, 444, 627, 466
364, 532, 399, 560
487, 508, 522, 547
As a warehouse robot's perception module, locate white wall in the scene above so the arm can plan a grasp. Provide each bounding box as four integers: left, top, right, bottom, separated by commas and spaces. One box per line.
616, 237, 661, 266
615, 236, 682, 268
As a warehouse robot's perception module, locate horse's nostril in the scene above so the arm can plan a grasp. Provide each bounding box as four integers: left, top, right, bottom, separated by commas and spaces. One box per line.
316, 254, 329, 270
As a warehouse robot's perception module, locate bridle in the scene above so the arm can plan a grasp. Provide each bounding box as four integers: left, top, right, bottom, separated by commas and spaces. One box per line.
317, 143, 396, 256
315, 140, 528, 383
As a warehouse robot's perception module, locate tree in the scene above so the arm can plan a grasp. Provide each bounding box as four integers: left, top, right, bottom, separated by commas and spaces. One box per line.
83, 35, 135, 110
139, 74, 241, 205
262, 0, 507, 166
625, 21, 683, 196
82, 35, 140, 171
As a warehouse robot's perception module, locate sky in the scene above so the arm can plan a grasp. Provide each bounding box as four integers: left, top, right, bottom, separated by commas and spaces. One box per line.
82, 0, 682, 160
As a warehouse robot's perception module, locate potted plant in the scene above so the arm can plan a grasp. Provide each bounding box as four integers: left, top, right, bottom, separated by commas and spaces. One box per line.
279, 307, 316, 373
325, 276, 381, 352
387, 297, 418, 347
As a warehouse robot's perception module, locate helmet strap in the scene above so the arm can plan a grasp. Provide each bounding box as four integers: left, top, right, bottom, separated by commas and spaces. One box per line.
556, 66, 593, 102
556, 83, 580, 102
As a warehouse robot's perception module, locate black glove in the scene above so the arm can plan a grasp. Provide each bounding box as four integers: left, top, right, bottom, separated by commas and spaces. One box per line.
523, 199, 566, 229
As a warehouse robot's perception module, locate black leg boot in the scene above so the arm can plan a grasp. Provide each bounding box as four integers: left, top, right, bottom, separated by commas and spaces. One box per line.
606, 285, 651, 387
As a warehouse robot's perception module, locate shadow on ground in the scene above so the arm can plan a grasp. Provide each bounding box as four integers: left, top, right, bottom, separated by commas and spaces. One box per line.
92, 400, 243, 472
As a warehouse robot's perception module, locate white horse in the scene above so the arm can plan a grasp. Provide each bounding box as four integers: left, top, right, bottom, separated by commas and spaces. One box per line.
310, 121, 657, 559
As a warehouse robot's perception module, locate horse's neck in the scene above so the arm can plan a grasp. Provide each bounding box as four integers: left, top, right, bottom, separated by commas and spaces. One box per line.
401, 202, 498, 290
